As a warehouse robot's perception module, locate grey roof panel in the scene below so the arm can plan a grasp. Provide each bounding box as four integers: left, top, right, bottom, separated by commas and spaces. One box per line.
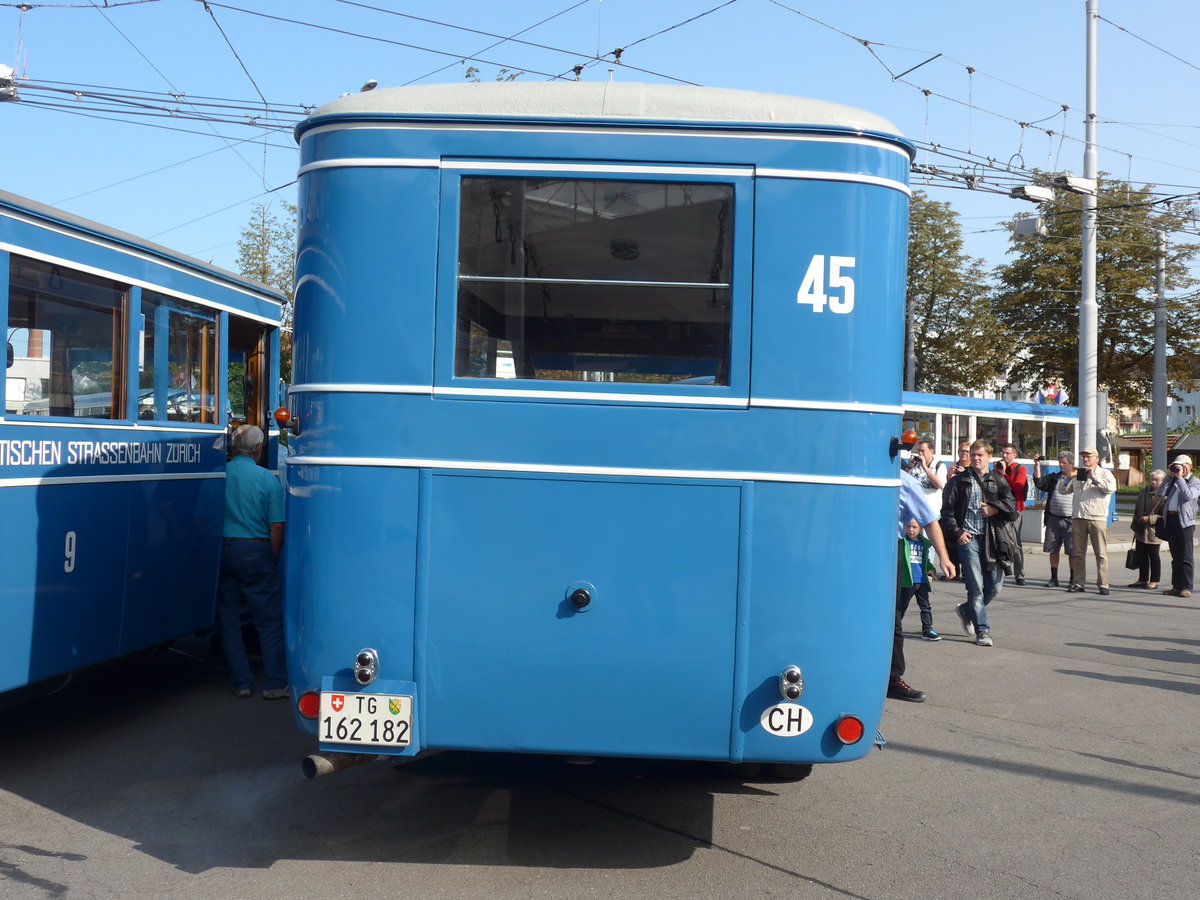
306, 81, 904, 138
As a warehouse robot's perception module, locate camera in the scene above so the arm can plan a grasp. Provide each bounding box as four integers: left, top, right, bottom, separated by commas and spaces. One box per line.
1170, 464, 1182, 474
1075, 470, 1088, 481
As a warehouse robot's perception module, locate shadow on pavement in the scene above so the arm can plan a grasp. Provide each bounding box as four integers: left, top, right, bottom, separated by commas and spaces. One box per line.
1056, 667, 1200, 697
0, 638, 783, 874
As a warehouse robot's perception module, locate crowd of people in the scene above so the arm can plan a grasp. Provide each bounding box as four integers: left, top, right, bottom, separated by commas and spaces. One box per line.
888, 439, 1200, 704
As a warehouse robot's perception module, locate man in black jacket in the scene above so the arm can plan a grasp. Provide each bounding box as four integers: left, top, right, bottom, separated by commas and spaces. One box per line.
940, 440, 1018, 647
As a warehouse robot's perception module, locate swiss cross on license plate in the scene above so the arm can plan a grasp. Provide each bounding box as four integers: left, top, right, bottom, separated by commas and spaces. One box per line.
319, 692, 412, 747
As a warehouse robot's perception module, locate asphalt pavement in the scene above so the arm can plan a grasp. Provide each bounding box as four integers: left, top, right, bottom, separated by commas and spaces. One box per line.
0, 525, 1196, 899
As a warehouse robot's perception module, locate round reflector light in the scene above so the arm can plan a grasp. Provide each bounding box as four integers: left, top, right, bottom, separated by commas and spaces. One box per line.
273, 407, 292, 425
297, 691, 321, 719
835, 715, 865, 745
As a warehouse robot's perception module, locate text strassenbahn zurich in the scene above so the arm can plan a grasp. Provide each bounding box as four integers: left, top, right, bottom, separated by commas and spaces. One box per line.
0, 439, 204, 467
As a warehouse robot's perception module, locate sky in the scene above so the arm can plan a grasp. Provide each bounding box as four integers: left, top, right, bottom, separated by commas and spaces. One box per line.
2, 0, 1199, 281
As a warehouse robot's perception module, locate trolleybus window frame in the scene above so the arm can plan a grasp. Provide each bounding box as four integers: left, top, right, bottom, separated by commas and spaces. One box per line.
435, 162, 754, 406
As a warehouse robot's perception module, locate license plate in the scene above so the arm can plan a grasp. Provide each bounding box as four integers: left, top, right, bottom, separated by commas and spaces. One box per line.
319, 692, 413, 747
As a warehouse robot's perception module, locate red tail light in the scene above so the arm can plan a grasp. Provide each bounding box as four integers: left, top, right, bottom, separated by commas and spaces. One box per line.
297, 690, 321, 719
835, 715, 865, 745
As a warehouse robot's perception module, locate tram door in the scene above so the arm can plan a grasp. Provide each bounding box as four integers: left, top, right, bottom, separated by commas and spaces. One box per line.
227, 317, 274, 468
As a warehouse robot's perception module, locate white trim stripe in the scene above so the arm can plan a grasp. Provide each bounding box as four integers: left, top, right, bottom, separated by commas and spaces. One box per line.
755, 168, 910, 196
297, 158, 439, 176
297, 121, 913, 161
287, 383, 429, 395
286, 454, 900, 487
0, 471, 223, 488
286, 382, 901, 414
434, 385, 747, 405
0, 241, 281, 325
444, 160, 751, 178
750, 398, 903, 414
0, 219, 283, 313
0, 418, 225, 434
297, 157, 905, 194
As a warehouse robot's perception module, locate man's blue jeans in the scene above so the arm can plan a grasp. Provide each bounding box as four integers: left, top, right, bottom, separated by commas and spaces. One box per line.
217, 540, 287, 690
958, 533, 1003, 633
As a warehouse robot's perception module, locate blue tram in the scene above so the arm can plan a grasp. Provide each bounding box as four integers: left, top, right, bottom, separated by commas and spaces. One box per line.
902, 391, 1080, 464
0, 190, 283, 697
283, 83, 914, 776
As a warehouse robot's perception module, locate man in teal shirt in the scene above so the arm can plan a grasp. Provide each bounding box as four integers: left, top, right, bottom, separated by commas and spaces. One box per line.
218, 425, 287, 699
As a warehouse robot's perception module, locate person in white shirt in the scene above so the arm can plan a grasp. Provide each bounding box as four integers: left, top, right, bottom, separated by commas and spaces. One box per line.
1056, 447, 1117, 595
906, 438, 948, 511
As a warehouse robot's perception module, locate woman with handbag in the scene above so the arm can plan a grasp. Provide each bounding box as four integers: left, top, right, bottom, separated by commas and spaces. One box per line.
1129, 470, 1166, 588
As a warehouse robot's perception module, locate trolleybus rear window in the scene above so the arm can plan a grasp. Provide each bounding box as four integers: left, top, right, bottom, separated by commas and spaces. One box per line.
455, 177, 733, 385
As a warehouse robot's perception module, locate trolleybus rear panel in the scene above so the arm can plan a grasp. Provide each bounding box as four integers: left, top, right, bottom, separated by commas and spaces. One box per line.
286, 83, 913, 767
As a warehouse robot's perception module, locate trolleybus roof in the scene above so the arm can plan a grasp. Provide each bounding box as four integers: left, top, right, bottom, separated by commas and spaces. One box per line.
302, 81, 906, 141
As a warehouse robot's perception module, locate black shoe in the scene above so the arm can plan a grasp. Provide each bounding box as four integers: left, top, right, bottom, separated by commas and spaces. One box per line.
1015, 576, 1026, 585
1067, 584, 1083, 592
1046, 579, 1060, 588
887, 678, 926, 702
1098, 588, 1110, 595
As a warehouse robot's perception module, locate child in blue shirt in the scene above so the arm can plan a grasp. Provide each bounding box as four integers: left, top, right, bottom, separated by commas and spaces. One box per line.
898, 518, 941, 641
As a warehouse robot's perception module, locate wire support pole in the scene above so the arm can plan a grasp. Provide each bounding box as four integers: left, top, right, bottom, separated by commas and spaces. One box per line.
1153, 229, 1167, 470
1078, 0, 1100, 457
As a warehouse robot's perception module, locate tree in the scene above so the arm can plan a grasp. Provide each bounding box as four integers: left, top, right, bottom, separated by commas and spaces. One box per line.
237, 201, 296, 379
906, 191, 1007, 392
993, 178, 1200, 409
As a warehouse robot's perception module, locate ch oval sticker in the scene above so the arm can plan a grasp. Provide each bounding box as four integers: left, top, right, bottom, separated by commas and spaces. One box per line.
760, 703, 814, 737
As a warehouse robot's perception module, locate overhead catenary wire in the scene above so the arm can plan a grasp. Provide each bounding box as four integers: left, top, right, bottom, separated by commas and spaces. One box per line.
7, 0, 1200, 272
400, 0, 591, 86
83, 0, 275, 184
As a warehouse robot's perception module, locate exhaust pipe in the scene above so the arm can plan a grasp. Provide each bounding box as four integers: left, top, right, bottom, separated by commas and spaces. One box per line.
301, 752, 384, 779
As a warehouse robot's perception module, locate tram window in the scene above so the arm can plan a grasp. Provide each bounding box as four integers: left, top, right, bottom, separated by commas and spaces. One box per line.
1013, 419, 1042, 458
903, 415, 934, 446
1050, 425, 1073, 459
975, 416, 1006, 449
6, 255, 124, 418
138, 292, 217, 423
941, 415, 965, 458
456, 177, 733, 384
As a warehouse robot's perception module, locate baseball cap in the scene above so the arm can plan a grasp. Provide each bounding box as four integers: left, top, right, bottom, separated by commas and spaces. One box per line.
1080, 447, 1098, 456
1172, 454, 1193, 466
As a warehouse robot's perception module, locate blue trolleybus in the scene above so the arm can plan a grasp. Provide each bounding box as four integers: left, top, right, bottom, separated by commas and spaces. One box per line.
1, 190, 284, 698
283, 82, 914, 778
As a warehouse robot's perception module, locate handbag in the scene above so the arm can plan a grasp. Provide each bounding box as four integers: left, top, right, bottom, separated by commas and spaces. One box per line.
1125, 548, 1138, 570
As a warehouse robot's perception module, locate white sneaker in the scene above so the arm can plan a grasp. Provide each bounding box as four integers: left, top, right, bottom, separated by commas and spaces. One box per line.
975, 631, 993, 647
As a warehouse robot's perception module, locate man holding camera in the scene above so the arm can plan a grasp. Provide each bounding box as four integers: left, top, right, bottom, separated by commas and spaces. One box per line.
908, 438, 948, 509
1033, 452, 1077, 587
1155, 454, 1200, 598
1056, 447, 1117, 594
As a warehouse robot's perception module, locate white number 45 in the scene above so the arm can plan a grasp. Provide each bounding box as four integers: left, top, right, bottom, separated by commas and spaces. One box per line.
797, 255, 856, 314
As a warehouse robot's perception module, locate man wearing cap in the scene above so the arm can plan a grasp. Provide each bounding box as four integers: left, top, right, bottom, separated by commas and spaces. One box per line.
1155, 454, 1200, 598
1056, 447, 1117, 594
